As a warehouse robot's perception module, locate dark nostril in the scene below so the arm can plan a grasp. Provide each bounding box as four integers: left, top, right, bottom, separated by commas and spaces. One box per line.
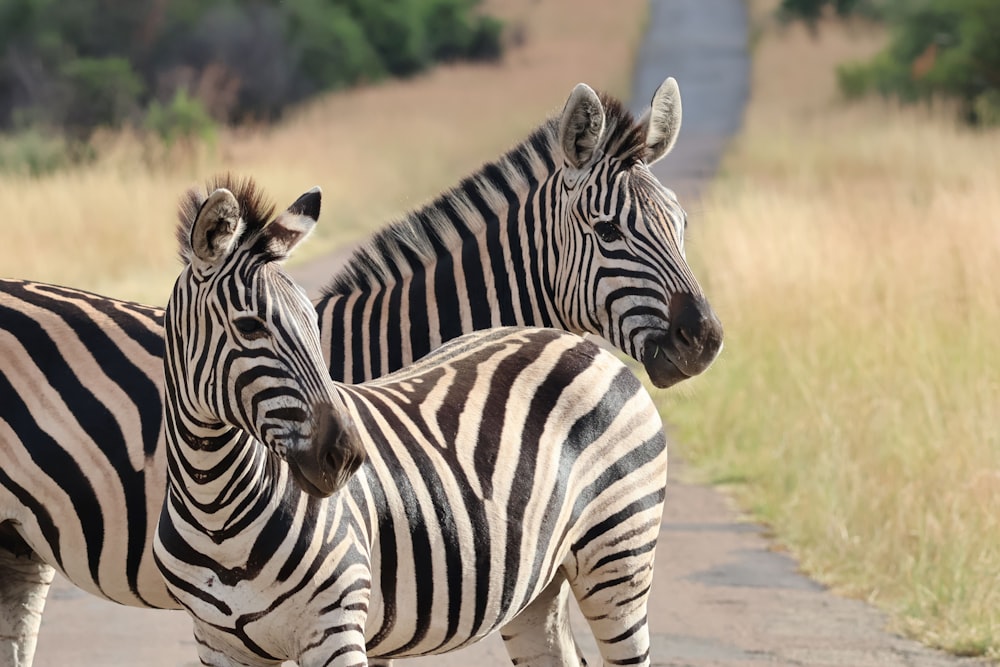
668, 291, 704, 352
675, 326, 694, 349
667, 291, 725, 357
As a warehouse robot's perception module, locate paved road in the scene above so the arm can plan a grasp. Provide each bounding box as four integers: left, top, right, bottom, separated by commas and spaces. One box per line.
632, 0, 749, 202
33, 1, 983, 665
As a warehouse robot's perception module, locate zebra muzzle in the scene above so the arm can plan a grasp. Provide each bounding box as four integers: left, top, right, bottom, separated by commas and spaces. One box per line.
286, 404, 366, 497
642, 292, 724, 388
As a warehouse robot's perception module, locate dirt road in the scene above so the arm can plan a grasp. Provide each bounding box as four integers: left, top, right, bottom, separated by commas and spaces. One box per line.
32, 1, 983, 665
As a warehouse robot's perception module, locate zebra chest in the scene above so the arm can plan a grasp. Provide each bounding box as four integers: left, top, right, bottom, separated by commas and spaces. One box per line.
158, 520, 365, 659
156, 487, 364, 628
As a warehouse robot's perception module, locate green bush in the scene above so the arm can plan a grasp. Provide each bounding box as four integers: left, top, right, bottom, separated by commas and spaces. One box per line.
466, 15, 504, 61
342, 0, 429, 77
283, 0, 386, 90
834, 0, 1000, 124
57, 57, 144, 137
0, 0, 506, 139
145, 89, 216, 147
419, 0, 501, 62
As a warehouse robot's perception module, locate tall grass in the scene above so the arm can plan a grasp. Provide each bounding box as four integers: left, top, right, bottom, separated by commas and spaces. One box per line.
664, 9, 1000, 657
0, 0, 647, 305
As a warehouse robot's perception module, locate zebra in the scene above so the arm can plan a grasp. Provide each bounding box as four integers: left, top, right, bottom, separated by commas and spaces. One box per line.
315, 77, 720, 388
156, 181, 669, 667
0, 77, 721, 665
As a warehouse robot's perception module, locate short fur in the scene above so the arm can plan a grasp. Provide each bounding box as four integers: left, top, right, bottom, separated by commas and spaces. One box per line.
324, 93, 645, 296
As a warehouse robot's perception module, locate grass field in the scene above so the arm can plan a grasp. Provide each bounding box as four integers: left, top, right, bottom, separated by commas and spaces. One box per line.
0, 0, 646, 304
661, 6, 1000, 658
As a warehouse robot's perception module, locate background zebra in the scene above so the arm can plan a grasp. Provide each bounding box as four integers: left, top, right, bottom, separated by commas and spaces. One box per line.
0, 77, 721, 665
156, 182, 669, 667
316, 77, 720, 388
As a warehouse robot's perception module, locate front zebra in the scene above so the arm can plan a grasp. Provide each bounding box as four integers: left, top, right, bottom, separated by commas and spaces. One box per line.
156, 183, 668, 667
0, 77, 720, 666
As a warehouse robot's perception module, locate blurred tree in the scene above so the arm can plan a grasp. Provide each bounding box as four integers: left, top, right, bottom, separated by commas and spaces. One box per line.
145, 88, 216, 146
342, 0, 429, 76
282, 0, 385, 92
0, 0, 505, 141
422, 0, 503, 61
835, 0, 1000, 124
57, 57, 145, 137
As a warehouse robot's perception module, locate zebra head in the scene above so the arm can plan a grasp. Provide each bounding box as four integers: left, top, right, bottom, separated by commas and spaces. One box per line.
166, 180, 365, 497
553, 77, 724, 388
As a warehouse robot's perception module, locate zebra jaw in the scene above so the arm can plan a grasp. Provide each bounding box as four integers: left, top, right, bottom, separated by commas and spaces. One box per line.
640, 291, 724, 388
642, 339, 690, 389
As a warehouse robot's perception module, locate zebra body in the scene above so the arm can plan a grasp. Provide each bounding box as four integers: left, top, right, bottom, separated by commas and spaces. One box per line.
0, 78, 721, 665
0, 281, 166, 606
156, 185, 667, 667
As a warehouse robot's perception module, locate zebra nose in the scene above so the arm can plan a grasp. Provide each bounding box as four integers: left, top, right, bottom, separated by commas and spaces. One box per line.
311, 402, 366, 495
667, 291, 724, 375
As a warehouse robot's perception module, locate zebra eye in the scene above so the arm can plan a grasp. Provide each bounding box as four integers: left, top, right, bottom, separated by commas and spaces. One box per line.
233, 316, 268, 340
594, 221, 624, 243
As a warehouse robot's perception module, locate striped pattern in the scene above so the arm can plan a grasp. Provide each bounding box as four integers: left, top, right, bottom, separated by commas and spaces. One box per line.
0, 280, 165, 605
316, 81, 718, 388
155, 187, 668, 666
0, 79, 719, 666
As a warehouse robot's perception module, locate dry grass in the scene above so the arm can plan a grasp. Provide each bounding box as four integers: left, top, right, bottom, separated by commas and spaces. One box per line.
664, 7, 1000, 658
0, 0, 647, 304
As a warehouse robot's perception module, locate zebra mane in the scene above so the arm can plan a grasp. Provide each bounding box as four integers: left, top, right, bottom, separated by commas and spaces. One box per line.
176, 174, 278, 264
323, 93, 645, 295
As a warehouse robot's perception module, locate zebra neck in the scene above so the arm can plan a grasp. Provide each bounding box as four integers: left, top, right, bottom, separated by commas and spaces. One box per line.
317, 127, 570, 382
164, 417, 280, 535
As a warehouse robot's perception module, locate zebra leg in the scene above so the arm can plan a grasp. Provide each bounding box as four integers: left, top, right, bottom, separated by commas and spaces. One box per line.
0, 546, 54, 667
297, 608, 370, 667
566, 547, 656, 667
499, 571, 586, 667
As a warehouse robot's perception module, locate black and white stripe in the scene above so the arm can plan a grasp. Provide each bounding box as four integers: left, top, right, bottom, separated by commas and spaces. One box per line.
155, 183, 667, 667
0, 78, 720, 666
317, 78, 721, 388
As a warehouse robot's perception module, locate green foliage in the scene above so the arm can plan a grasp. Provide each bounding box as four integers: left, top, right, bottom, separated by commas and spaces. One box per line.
342, 0, 430, 76
57, 57, 144, 137
0, 0, 505, 139
421, 0, 503, 62
835, 0, 1000, 124
283, 0, 386, 90
145, 89, 216, 147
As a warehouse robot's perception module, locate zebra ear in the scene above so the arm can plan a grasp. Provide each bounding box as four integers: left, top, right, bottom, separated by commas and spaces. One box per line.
639, 77, 682, 165
558, 83, 606, 169
191, 188, 243, 267
266, 186, 321, 261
